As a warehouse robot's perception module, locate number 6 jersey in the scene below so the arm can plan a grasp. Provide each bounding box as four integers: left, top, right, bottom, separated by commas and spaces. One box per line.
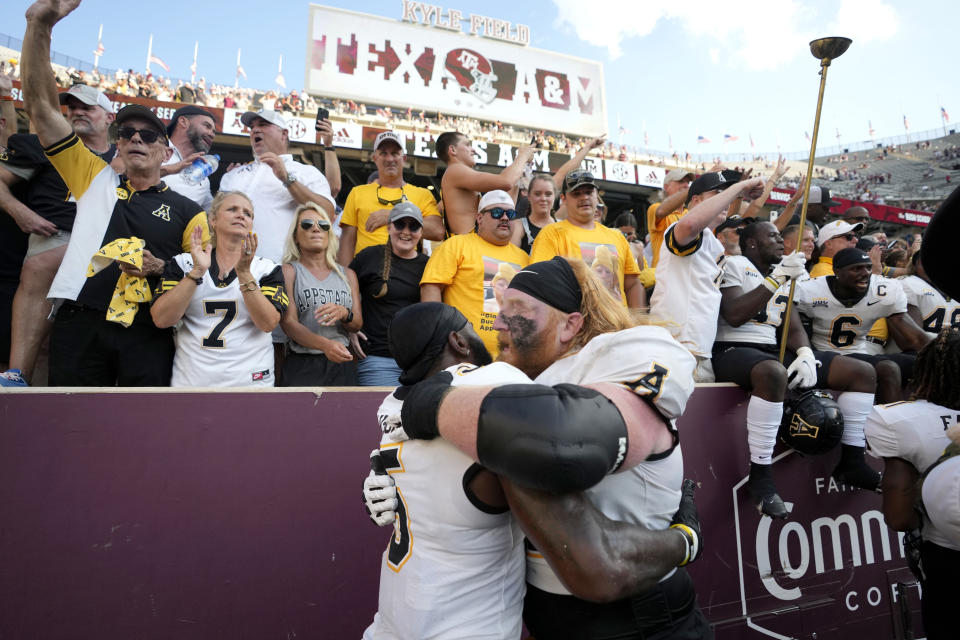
794, 275, 907, 353
157, 251, 287, 386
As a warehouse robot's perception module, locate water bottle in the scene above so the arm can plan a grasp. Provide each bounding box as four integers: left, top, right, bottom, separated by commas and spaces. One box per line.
180, 154, 219, 185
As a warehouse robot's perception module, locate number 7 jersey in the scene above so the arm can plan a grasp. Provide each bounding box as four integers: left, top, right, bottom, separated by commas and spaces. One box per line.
794, 275, 907, 353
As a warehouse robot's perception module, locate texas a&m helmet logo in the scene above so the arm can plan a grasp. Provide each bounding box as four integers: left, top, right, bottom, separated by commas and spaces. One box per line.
444, 48, 498, 104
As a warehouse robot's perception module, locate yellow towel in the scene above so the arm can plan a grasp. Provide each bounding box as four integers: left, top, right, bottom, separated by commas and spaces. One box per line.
87, 237, 154, 327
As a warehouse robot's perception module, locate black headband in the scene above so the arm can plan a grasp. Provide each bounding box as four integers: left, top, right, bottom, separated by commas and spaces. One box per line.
508, 257, 582, 314
389, 302, 469, 385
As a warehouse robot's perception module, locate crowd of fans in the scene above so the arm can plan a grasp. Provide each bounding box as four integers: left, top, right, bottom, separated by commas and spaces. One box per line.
4, 5, 960, 638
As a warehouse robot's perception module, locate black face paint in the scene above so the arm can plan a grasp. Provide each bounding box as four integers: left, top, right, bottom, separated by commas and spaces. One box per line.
501, 313, 540, 354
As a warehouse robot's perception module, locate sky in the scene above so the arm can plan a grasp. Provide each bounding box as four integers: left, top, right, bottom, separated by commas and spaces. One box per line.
1, 0, 957, 158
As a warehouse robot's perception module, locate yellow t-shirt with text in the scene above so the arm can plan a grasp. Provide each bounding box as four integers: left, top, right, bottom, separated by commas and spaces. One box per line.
340, 182, 441, 255
421, 233, 529, 358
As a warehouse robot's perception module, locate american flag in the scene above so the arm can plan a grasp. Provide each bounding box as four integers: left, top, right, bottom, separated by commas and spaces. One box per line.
723, 133, 738, 142
697, 135, 710, 144
942, 106, 950, 123
903, 114, 909, 130
148, 55, 169, 72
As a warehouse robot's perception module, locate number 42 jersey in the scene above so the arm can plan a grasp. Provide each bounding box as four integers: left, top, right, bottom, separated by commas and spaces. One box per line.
794, 275, 907, 353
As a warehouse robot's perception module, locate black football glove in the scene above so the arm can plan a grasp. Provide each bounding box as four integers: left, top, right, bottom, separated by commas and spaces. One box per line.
670, 479, 702, 566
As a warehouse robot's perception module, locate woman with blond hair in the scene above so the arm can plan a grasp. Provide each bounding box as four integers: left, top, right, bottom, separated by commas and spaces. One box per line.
590, 244, 621, 300
280, 201, 363, 385
152, 191, 288, 386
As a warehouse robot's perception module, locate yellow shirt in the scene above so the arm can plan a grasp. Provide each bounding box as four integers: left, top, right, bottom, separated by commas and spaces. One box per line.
809, 255, 888, 340
530, 219, 640, 306
421, 233, 530, 357
340, 183, 441, 255
646, 202, 686, 268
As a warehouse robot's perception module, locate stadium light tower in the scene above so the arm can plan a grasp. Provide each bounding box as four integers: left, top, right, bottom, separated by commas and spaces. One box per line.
779, 36, 852, 362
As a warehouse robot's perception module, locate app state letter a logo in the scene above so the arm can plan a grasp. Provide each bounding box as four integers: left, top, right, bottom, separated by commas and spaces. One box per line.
788, 413, 819, 439
152, 204, 171, 221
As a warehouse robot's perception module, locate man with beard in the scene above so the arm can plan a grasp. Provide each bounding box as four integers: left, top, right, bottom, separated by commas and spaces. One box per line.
714, 221, 880, 509
0, 83, 116, 387
391, 257, 712, 638
159, 105, 217, 209
18, 0, 209, 386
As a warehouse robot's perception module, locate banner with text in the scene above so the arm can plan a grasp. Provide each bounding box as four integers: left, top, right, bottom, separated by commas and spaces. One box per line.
305, 5, 607, 135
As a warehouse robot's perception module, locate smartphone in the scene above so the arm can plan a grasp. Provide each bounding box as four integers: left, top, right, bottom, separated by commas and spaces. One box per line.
315, 107, 329, 131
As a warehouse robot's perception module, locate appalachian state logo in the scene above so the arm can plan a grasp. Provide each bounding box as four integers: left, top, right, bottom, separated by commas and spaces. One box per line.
151, 204, 171, 221
115, 187, 130, 200
0, 149, 8, 162
788, 413, 819, 439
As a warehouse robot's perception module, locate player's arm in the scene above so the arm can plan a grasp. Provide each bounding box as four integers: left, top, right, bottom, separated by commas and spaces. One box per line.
887, 311, 932, 352
719, 283, 773, 327
551, 135, 604, 192
906, 304, 923, 327
673, 177, 763, 246
22, 0, 75, 147
501, 479, 688, 602
400, 378, 674, 493
879, 456, 921, 531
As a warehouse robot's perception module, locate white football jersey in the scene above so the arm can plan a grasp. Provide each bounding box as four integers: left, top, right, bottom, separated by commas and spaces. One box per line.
865, 400, 960, 551
365, 362, 532, 640
900, 275, 960, 338
650, 224, 726, 357
794, 275, 907, 353
526, 325, 696, 594
158, 253, 286, 387
715, 255, 792, 345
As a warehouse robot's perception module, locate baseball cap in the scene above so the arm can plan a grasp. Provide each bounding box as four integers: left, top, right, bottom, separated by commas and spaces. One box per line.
564, 170, 597, 193
687, 170, 742, 200
816, 220, 865, 247
58, 84, 114, 114
478, 189, 515, 211
832, 247, 872, 270
114, 104, 166, 137
373, 131, 404, 152
716, 215, 751, 234
664, 168, 694, 184
802, 185, 842, 208
240, 109, 287, 129
856, 237, 878, 252
389, 201, 423, 225
166, 105, 215, 136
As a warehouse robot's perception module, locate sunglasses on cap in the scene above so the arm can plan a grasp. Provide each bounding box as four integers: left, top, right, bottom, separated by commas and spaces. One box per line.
391, 218, 422, 232
484, 207, 518, 220
377, 184, 408, 207
299, 218, 331, 231
565, 171, 595, 190
118, 126, 165, 144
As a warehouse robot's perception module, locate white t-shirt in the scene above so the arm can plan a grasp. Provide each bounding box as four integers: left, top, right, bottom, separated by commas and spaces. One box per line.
794, 275, 907, 353
159, 252, 286, 387
650, 223, 726, 357
526, 325, 696, 594
364, 362, 532, 640
715, 255, 792, 345
899, 274, 960, 338
865, 400, 960, 550
219, 154, 335, 264
161, 143, 213, 211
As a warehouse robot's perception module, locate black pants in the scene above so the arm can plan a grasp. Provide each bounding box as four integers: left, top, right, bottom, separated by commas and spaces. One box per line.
49, 303, 173, 386
280, 351, 357, 386
523, 568, 713, 640
920, 541, 960, 639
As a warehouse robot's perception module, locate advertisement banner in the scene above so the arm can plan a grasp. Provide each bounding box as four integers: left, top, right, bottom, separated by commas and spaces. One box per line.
305, 5, 607, 135
770, 188, 932, 227
222, 108, 317, 144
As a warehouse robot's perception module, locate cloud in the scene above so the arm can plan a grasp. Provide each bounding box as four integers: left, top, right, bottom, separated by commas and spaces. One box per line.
827, 0, 899, 44
552, 0, 898, 70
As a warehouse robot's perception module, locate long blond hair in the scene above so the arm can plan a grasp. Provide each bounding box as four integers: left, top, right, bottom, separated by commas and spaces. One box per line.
283, 201, 345, 279
561, 257, 636, 352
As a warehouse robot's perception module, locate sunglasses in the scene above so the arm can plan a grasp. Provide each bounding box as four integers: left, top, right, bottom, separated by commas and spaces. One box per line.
842, 233, 857, 241
565, 171, 595, 190
484, 207, 518, 220
117, 126, 165, 144
391, 218, 422, 232
300, 218, 331, 231
377, 185, 408, 206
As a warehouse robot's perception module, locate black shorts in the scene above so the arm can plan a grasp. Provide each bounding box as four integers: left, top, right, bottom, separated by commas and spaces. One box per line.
712, 342, 837, 391
523, 568, 713, 640
846, 352, 917, 385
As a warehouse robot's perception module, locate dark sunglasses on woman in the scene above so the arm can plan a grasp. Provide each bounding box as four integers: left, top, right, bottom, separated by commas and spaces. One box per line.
300, 218, 331, 231
391, 218, 422, 232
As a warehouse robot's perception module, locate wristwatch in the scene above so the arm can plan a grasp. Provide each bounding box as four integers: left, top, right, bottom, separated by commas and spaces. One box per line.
342, 306, 354, 324
187, 270, 204, 286
283, 174, 299, 188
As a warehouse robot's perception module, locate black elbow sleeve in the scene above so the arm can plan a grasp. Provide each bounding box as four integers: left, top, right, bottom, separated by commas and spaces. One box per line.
476, 383, 628, 493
